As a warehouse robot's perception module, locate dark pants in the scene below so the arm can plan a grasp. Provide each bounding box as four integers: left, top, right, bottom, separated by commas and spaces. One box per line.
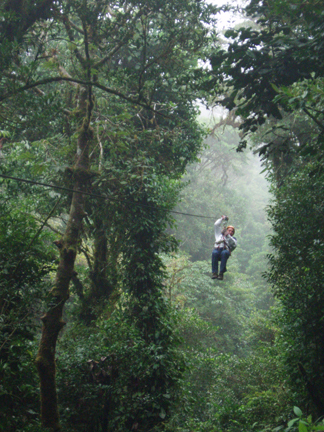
211, 248, 230, 274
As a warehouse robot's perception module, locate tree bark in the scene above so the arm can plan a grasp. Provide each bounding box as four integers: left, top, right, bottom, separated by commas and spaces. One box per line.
35, 89, 92, 431
79, 217, 118, 324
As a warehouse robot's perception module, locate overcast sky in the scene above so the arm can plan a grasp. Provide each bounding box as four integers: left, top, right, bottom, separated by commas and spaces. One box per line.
213, 0, 246, 30
197, 0, 246, 121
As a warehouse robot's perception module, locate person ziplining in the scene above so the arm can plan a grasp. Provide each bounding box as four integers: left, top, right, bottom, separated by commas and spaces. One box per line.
211, 215, 237, 280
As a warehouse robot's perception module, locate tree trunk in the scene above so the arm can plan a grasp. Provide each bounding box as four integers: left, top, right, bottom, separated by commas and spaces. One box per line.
35, 89, 92, 431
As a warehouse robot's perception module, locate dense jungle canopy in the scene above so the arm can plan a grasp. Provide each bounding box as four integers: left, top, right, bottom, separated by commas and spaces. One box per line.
1, 0, 324, 431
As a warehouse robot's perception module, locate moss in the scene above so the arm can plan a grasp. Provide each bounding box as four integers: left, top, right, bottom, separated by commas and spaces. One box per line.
79, 119, 94, 139
65, 166, 94, 181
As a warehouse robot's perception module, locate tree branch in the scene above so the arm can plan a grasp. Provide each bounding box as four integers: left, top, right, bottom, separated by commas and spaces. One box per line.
303, 107, 324, 131
11, 197, 62, 279
0, 76, 171, 118
60, 13, 86, 68
66, 19, 84, 35
93, 6, 145, 69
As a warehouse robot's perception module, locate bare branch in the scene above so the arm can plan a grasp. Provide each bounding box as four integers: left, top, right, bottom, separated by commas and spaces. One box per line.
211, 109, 243, 135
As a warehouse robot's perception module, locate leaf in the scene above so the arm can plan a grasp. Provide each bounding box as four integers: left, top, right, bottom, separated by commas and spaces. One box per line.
27, 409, 37, 415
271, 83, 281, 93
294, 407, 303, 417
298, 422, 308, 432
288, 418, 299, 428
159, 408, 166, 419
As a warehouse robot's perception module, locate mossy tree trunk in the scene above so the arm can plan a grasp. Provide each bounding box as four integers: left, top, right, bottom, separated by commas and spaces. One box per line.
80, 216, 122, 323
79, 217, 112, 324
91, 218, 112, 299
35, 88, 93, 431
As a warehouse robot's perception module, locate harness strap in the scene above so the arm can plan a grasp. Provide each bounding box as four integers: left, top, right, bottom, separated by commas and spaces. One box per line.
223, 238, 231, 255
215, 236, 231, 255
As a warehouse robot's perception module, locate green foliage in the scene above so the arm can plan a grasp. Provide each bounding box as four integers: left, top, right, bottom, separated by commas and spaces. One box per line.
0, 0, 219, 427
209, 0, 324, 153
0, 194, 56, 432
205, 1, 324, 422
0, 1, 304, 431
164, 257, 256, 353
267, 160, 324, 415
164, 305, 293, 432
172, 129, 271, 271
56, 305, 185, 432
284, 407, 324, 432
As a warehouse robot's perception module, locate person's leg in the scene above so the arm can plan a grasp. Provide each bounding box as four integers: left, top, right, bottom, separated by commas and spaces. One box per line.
211, 249, 221, 276
219, 249, 230, 276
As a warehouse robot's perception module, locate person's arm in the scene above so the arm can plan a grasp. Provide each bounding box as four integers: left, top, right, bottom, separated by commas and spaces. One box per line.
214, 216, 228, 242
214, 216, 226, 238
214, 215, 228, 227
214, 217, 223, 228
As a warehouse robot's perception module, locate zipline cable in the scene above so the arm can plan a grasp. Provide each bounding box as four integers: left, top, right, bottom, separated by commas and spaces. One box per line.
0, 173, 216, 220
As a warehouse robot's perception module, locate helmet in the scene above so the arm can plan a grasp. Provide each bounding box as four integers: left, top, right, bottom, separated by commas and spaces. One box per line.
227, 225, 235, 235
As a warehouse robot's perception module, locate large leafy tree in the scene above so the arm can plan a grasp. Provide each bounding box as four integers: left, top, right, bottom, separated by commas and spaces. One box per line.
207, 0, 324, 419
0, 0, 220, 429
0, 0, 57, 72
267, 160, 324, 416
208, 0, 324, 155
0, 191, 56, 432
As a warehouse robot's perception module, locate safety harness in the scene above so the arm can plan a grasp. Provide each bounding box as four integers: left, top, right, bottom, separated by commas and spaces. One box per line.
215, 235, 232, 255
